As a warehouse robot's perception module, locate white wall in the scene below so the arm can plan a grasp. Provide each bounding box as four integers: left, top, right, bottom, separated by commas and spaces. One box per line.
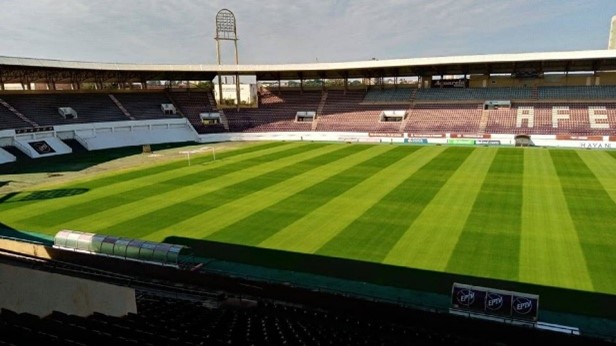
14, 136, 72, 158
198, 131, 517, 146
213, 83, 257, 104
0, 147, 16, 164
0, 119, 199, 163
74, 121, 198, 150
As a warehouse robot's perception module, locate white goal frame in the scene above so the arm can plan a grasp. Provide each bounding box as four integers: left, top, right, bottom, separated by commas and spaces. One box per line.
179, 146, 216, 166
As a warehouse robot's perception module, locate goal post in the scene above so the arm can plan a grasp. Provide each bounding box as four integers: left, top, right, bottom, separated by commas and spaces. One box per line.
179, 146, 216, 166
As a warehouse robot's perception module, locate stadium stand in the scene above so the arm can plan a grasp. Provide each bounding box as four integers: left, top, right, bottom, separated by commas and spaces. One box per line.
537, 85, 616, 100
2, 86, 616, 137
484, 102, 616, 135
0, 98, 37, 130
167, 90, 227, 134
315, 90, 409, 133
414, 87, 533, 101
404, 103, 484, 134
224, 90, 320, 132
1, 93, 128, 126
363, 88, 412, 103
110, 92, 181, 120
209, 86, 616, 136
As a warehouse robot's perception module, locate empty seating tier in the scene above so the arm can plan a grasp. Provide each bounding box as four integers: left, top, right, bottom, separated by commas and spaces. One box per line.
0, 100, 34, 130
415, 87, 532, 100
1, 93, 128, 126
316, 90, 408, 132
225, 90, 321, 132
167, 91, 226, 134
404, 103, 483, 134
111, 92, 181, 120
363, 88, 412, 103
2, 86, 616, 136
538, 86, 616, 100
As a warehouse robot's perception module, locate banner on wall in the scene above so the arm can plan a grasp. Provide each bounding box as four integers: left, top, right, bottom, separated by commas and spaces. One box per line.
432, 78, 468, 88
409, 133, 445, 138
447, 139, 475, 145
28, 140, 56, 154
451, 283, 539, 321
475, 139, 501, 145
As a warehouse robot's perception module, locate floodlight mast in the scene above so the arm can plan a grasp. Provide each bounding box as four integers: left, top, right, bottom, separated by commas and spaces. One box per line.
215, 9, 241, 111
610, 15, 616, 49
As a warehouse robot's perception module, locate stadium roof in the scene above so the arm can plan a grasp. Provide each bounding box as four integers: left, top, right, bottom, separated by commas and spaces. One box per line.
2, 49, 616, 84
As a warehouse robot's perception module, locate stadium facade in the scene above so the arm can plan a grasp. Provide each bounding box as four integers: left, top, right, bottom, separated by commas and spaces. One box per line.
2, 49, 616, 164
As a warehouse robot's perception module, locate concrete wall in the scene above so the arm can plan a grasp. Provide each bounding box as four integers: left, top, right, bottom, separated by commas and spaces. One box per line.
0, 238, 52, 259
0, 262, 136, 317
198, 131, 518, 146
0, 118, 199, 154
0, 147, 16, 164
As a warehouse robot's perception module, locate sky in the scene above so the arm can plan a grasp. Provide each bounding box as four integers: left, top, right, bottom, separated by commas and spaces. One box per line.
1, 0, 616, 65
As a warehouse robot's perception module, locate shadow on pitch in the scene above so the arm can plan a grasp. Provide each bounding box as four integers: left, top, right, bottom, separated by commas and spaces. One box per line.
0, 141, 200, 174
0, 188, 89, 204
0, 222, 53, 245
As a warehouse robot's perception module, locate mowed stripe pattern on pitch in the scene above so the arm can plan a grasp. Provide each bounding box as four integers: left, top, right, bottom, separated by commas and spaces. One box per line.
1, 143, 615, 295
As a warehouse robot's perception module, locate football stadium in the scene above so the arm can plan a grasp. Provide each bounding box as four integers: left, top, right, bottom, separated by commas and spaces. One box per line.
1, 6, 616, 345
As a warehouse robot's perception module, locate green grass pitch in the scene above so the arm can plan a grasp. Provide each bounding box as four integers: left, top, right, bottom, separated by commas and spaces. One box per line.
1, 141, 615, 295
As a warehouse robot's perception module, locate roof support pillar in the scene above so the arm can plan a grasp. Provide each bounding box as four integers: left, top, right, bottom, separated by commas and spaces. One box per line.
235, 73, 240, 111
20, 71, 31, 90
0, 69, 4, 91
217, 74, 223, 106
215, 30, 223, 106
45, 72, 56, 90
